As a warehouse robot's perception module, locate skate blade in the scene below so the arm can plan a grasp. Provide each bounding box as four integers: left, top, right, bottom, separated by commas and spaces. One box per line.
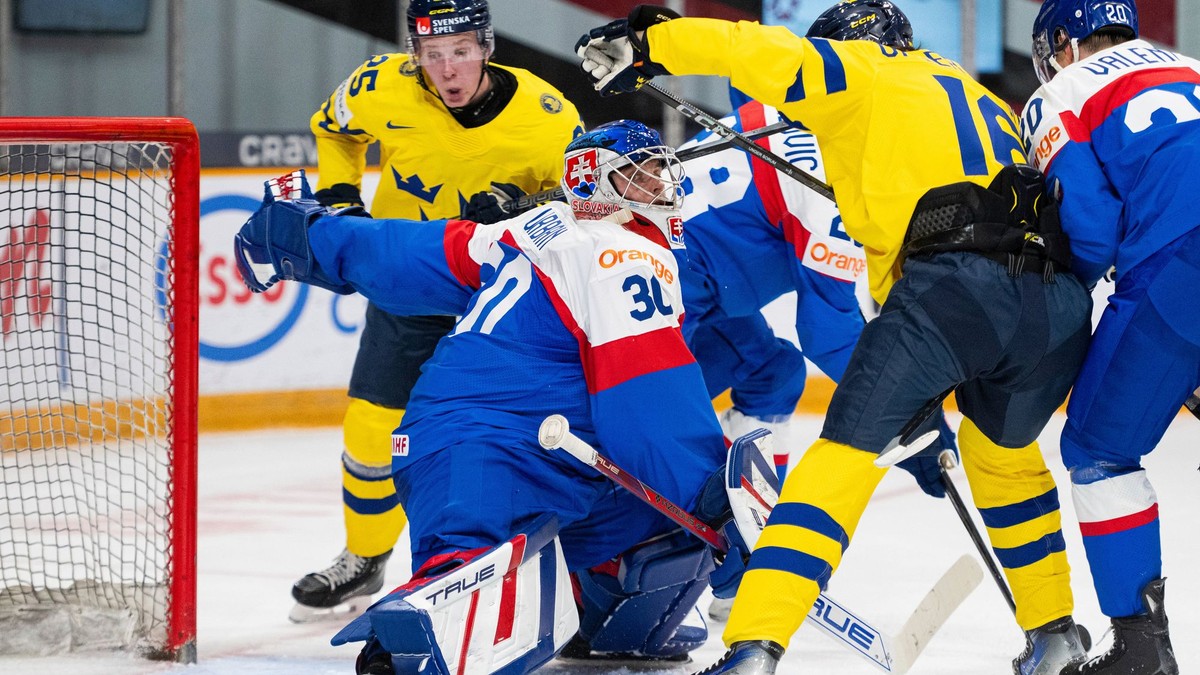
288, 595, 374, 624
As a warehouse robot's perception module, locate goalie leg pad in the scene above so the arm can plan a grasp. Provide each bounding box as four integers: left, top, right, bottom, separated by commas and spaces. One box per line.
574, 530, 715, 659
332, 515, 578, 675
697, 429, 782, 599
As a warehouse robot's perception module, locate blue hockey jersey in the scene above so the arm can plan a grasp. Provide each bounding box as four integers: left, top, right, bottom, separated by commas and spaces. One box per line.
1022, 39, 1200, 287
305, 202, 727, 509
676, 102, 865, 379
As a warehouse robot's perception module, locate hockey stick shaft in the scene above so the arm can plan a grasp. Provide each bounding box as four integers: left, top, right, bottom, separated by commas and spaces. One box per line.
938, 455, 1018, 614
640, 83, 836, 202
538, 414, 973, 673
880, 389, 1018, 615
1186, 385, 1199, 421
538, 414, 724, 549
503, 121, 792, 215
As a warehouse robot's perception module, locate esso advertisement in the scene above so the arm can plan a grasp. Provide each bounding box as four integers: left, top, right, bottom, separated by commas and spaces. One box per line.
199, 171, 380, 394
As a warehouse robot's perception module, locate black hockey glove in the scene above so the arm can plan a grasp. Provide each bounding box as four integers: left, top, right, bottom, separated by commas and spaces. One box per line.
314, 182, 366, 210
577, 5, 679, 96
461, 182, 526, 224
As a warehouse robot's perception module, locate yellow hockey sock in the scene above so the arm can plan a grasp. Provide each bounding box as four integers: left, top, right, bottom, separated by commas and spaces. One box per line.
342, 398, 408, 558
724, 439, 886, 649
958, 417, 1073, 630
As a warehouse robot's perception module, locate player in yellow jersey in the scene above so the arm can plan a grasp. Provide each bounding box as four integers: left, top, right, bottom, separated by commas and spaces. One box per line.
291, 0, 582, 623
579, 2, 1094, 673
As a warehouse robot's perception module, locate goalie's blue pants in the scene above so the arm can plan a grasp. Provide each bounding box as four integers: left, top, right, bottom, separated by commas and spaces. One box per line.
394, 438, 692, 573
1060, 225, 1200, 619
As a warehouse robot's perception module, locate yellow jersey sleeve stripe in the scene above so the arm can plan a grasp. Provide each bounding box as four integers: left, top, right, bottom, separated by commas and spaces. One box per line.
811, 39, 848, 95
785, 66, 807, 103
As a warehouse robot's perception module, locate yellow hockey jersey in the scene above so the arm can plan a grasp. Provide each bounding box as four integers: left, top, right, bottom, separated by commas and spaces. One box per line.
648, 19, 1026, 304
311, 54, 583, 220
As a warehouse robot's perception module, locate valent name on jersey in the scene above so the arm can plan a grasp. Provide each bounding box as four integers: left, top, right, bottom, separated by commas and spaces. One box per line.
1079, 44, 1179, 77
523, 210, 568, 249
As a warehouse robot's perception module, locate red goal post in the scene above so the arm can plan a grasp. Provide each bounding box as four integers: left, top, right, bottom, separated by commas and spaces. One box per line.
0, 118, 198, 661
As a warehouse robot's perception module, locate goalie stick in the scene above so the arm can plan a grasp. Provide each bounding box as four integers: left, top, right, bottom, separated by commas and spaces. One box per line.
537, 414, 982, 673
640, 83, 837, 202
496, 120, 792, 216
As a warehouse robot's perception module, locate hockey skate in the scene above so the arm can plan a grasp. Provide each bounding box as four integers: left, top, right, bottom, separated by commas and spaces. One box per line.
1013, 615, 1089, 675
694, 640, 784, 675
289, 548, 392, 623
1074, 578, 1178, 675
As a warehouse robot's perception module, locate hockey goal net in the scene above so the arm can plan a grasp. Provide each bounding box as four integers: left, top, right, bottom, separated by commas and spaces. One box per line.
0, 118, 198, 661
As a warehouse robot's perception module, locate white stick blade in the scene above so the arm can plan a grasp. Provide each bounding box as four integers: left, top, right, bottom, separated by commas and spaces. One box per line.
887, 555, 984, 674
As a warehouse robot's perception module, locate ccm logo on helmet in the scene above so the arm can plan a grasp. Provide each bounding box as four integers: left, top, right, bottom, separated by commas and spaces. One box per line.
850, 13, 878, 28
599, 248, 675, 284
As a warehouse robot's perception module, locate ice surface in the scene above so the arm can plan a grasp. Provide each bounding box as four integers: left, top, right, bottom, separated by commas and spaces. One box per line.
1, 413, 1195, 674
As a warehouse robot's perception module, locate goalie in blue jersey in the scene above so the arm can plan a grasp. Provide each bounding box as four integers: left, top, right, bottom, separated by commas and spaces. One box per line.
234, 122, 781, 675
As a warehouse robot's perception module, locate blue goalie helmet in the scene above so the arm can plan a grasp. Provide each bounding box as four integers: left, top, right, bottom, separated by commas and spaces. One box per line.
1032, 0, 1138, 84
806, 0, 914, 50
562, 120, 686, 247
406, 0, 494, 62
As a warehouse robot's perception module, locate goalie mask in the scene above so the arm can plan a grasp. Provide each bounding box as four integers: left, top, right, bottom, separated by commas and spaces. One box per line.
562, 120, 686, 248
806, 0, 914, 50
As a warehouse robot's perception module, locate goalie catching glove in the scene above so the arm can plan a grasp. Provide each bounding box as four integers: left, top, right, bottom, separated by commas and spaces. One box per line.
233, 169, 365, 295
576, 5, 678, 96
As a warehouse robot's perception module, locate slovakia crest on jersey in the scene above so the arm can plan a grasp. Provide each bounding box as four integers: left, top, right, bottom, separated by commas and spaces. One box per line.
565, 149, 599, 199
668, 215, 684, 247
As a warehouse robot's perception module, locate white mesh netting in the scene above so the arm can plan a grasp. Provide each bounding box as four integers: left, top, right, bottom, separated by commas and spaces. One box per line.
1, 140, 180, 656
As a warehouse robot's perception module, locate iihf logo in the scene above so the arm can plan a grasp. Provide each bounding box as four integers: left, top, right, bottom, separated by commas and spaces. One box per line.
565, 149, 599, 199
391, 434, 410, 457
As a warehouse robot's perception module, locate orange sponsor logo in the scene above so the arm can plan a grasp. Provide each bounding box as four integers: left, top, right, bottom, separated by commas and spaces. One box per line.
1034, 126, 1062, 168
810, 242, 866, 277
599, 248, 674, 283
